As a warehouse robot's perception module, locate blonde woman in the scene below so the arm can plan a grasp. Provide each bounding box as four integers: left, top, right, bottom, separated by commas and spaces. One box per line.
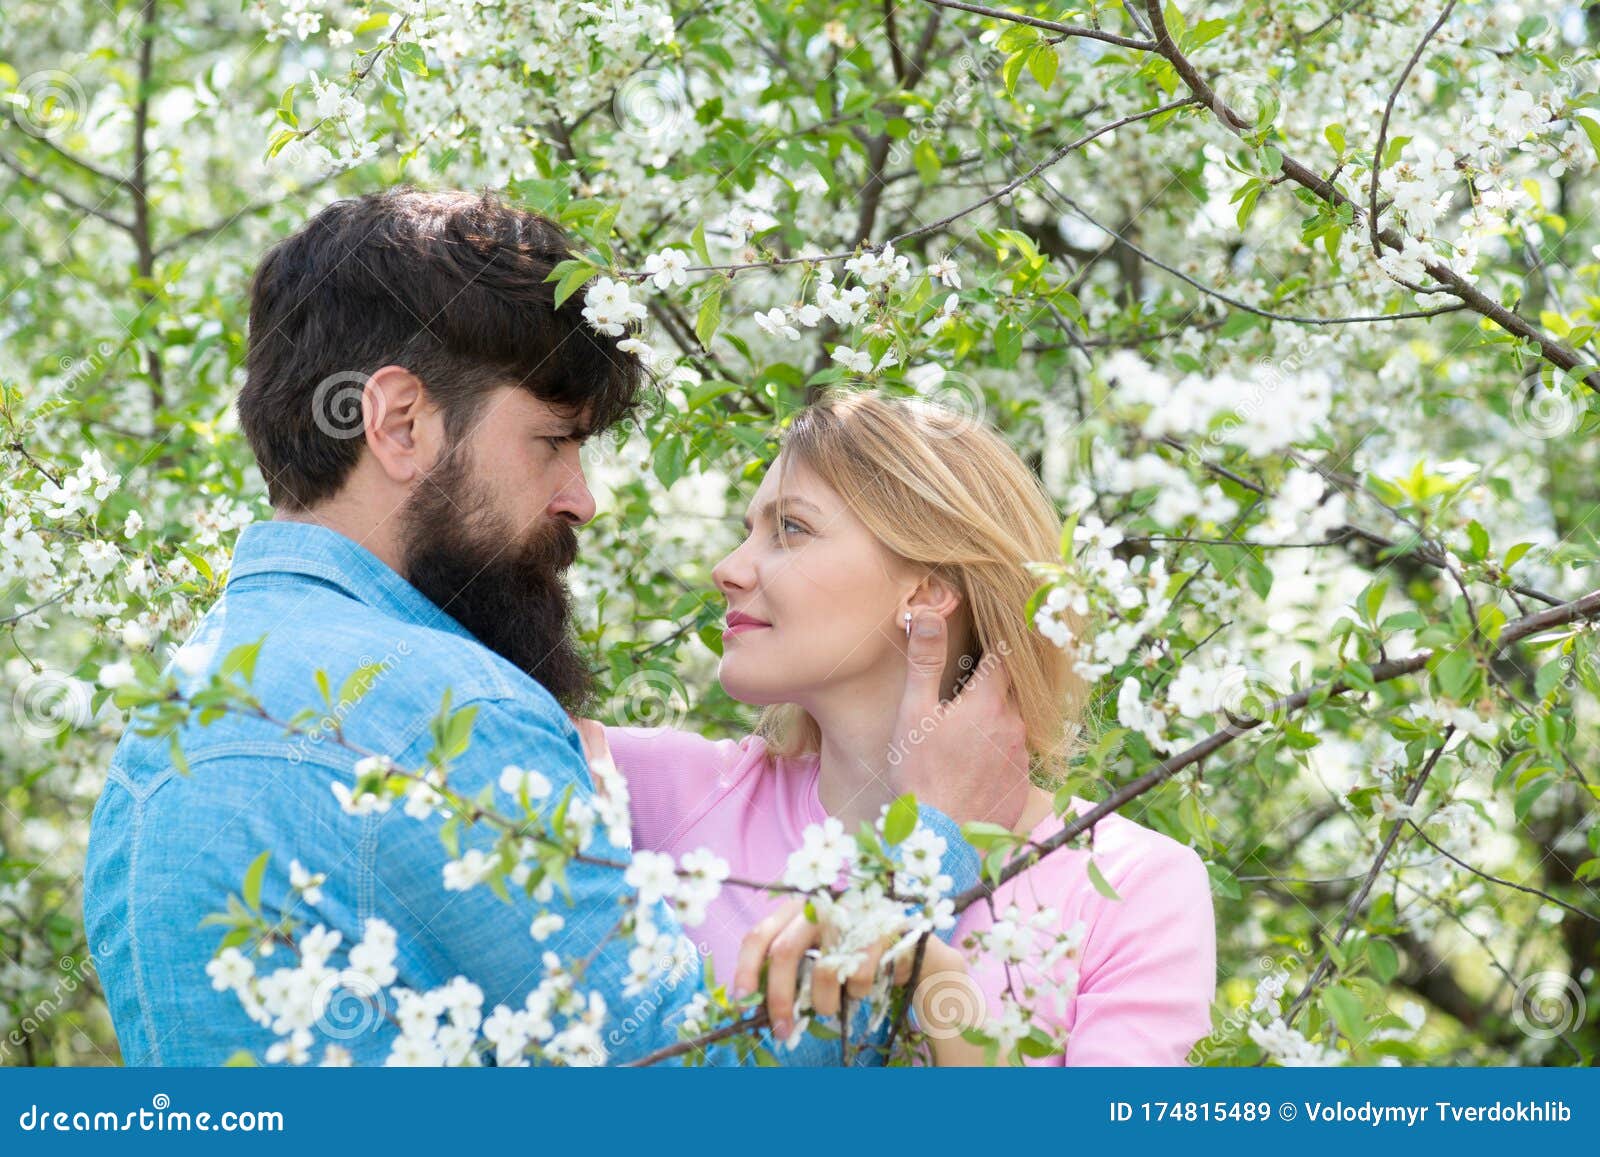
591, 391, 1216, 1065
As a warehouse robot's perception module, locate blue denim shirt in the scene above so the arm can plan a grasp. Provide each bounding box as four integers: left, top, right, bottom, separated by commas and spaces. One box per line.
83, 521, 978, 1066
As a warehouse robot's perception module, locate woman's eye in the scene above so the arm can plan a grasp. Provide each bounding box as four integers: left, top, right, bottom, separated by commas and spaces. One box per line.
546, 436, 566, 452
778, 517, 808, 538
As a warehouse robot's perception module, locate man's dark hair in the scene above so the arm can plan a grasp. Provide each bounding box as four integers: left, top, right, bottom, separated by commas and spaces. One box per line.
239, 186, 643, 509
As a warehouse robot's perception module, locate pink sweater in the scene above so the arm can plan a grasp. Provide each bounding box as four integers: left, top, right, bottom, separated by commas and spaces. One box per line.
605, 725, 1217, 1066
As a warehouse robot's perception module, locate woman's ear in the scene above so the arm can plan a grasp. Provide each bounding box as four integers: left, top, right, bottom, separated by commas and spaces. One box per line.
904, 573, 963, 622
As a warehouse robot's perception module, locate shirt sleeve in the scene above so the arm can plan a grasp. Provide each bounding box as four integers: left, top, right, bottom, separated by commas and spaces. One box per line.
1063, 842, 1217, 1066
370, 699, 851, 1067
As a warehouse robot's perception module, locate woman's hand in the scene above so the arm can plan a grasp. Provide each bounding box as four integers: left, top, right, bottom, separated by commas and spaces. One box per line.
731, 898, 984, 1054
568, 716, 618, 802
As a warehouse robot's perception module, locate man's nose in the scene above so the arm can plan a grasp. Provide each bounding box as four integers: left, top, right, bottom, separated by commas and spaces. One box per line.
549, 465, 597, 526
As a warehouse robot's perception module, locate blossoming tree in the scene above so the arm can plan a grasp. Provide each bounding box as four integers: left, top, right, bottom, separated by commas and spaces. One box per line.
3, 0, 1599, 1065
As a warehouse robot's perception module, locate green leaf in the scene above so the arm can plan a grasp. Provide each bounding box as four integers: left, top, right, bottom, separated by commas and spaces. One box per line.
695, 288, 723, 350
338, 661, 383, 711
220, 637, 265, 685
1086, 858, 1121, 900
962, 820, 1022, 852
242, 849, 270, 913
995, 24, 1041, 53
1367, 939, 1399, 984
549, 260, 599, 309
276, 84, 298, 129
1433, 648, 1479, 701
690, 221, 711, 267
1027, 43, 1058, 92
222, 1050, 259, 1067
1239, 548, 1274, 600
1323, 984, 1366, 1043
1576, 113, 1600, 160
393, 41, 428, 77
1001, 50, 1028, 97
883, 793, 918, 846
652, 433, 687, 489
1465, 520, 1490, 561
1514, 774, 1554, 823
993, 317, 1022, 367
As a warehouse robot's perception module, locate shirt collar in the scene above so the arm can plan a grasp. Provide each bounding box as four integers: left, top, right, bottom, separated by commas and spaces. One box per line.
224, 520, 477, 644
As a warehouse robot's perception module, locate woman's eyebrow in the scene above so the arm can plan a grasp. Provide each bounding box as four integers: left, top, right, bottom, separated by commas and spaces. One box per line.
741, 496, 822, 530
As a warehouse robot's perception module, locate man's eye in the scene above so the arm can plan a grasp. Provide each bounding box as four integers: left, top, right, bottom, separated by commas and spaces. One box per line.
546, 436, 566, 451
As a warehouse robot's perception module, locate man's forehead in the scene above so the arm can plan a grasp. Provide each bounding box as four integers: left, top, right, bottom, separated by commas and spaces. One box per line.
516, 392, 594, 431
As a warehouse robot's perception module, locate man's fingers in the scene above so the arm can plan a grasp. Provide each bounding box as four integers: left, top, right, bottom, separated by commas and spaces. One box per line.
956, 652, 1011, 711
900, 611, 948, 720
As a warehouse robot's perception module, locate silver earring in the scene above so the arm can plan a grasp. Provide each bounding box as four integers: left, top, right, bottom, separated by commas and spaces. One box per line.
903, 612, 913, 639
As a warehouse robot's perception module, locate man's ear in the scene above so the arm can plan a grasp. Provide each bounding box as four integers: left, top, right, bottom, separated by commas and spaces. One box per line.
361, 365, 444, 485
904, 573, 963, 622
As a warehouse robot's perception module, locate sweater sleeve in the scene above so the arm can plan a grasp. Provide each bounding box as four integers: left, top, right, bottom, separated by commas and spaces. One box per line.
603, 725, 753, 854
1064, 842, 1217, 1066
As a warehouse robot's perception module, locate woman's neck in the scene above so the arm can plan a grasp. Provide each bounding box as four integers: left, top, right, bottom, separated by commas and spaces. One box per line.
808, 679, 1059, 837
808, 675, 905, 832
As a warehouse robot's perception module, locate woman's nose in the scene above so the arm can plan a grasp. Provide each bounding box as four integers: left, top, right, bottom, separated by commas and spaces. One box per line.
712, 540, 753, 596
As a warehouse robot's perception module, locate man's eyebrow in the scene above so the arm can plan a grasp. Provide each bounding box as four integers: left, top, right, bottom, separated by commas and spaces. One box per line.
740, 497, 822, 528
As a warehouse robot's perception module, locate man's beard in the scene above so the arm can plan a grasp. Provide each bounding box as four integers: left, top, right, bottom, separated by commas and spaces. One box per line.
399, 449, 594, 713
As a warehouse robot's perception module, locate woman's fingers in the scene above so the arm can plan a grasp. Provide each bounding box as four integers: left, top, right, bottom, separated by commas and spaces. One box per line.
811, 958, 843, 1019
844, 940, 884, 999
732, 899, 803, 1001
764, 915, 819, 1038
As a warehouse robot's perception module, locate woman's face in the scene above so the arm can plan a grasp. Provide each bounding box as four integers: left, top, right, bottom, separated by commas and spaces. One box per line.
711, 454, 915, 707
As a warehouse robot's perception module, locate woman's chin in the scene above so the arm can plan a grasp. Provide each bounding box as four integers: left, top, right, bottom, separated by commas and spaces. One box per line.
716, 664, 784, 707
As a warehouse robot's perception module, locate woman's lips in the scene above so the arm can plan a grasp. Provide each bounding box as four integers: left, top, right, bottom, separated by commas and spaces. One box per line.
723, 613, 771, 639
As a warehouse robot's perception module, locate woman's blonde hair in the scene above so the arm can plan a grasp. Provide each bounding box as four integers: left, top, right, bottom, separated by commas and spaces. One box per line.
755, 389, 1089, 780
